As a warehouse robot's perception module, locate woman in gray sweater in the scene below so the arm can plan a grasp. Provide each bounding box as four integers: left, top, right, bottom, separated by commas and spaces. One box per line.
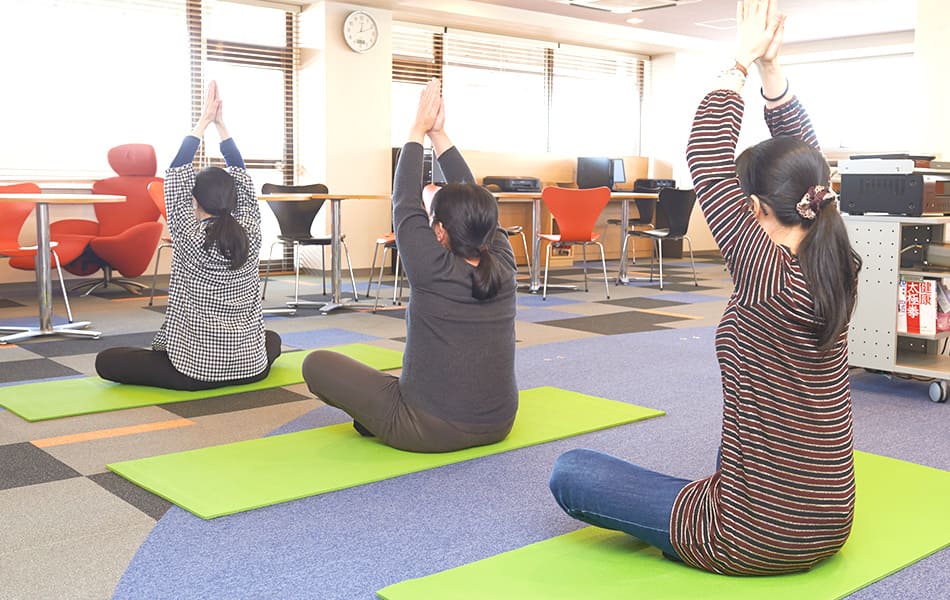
302, 79, 518, 452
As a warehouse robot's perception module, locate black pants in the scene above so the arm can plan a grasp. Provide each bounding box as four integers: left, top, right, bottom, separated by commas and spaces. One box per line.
95, 330, 282, 391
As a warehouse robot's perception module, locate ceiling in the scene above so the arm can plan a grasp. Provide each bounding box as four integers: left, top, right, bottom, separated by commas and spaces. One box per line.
332, 0, 917, 54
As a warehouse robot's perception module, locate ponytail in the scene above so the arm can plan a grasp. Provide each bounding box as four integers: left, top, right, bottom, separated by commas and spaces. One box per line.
203, 212, 249, 270
472, 243, 508, 300
797, 202, 862, 351
194, 166, 249, 270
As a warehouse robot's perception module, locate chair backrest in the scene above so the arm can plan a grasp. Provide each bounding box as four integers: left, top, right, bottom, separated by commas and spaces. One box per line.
146, 180, 166, 221
657, 188, 697, 238
261, 182, 329, 239
541, 186, 611, 243
91, 144, 162, 236
633, 197, 656, 225
0, 183, 42, 248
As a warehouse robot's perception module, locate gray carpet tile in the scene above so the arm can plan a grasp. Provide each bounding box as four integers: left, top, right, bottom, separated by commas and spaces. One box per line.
539, 310, 679, 335
0, 358, 82, 383
88, 471, 171, 521
160, 387, 313, 419
0, 442, 82, 489
20, 330, 158, 357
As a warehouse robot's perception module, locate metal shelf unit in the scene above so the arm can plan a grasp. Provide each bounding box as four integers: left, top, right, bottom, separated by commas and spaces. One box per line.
844, 214, 950, 400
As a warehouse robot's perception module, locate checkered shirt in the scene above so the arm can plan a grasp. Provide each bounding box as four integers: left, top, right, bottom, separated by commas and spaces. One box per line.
152, 158, 267, 381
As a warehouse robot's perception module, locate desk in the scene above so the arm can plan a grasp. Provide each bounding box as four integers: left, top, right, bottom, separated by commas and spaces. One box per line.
0, 193, 125, 343
259, 193, 390, 313
495, 191, 658, 292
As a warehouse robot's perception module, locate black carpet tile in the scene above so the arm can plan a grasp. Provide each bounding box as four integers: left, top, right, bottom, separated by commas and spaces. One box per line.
0, 359, 82, 384
375, 308, 408, 320
539, 309, 678, 335
160, 387, 313, 419
88, 471, 171, 521
20, 331, 158, 358
0, 298, 26, 308
0, 442, 82, 490
597, 297, 685, 310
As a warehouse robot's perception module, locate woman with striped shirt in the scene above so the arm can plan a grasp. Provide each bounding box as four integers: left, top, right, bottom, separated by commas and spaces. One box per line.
549, 0, 862, 575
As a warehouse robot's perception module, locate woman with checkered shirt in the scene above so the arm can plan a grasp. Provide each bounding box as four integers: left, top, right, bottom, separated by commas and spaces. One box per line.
96, 82, 281, 390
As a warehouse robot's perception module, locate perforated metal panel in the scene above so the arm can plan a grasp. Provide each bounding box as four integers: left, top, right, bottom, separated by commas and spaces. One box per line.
845, 217, 901, 370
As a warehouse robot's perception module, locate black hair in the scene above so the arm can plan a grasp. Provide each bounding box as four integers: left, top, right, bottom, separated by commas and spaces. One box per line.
193, 166, 249, 270
429, 183, 508, 300
736, 136, 862, 351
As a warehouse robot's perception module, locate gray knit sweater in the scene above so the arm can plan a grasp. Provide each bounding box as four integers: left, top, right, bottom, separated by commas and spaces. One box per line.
392, 142, 518, 427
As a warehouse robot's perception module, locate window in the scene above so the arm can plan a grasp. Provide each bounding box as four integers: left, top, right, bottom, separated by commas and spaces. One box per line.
550, 45, 646, 156
783, 52, 914, 153
0, 0, 298, 187
391, 23, 648, 156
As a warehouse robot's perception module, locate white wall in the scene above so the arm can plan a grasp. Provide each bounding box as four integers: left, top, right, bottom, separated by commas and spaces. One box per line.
298, 1, 394, 270
915, 0, 949, 158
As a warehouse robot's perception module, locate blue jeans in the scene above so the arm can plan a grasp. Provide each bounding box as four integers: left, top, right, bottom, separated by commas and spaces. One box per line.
549, 448, 690, 559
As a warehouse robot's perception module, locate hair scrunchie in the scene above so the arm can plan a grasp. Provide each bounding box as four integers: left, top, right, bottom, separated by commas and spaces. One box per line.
796, 185, 837, 221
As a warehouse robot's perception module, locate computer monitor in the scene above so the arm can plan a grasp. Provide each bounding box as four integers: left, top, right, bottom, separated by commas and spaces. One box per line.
431, 149, 447, 184
576, 157, 612, 189
611, 158, 626, 190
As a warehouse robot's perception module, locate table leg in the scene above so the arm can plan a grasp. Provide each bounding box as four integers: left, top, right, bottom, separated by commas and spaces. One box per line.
529, 197, 542, 293
617, 198, 631, 284
0, 203, 98, 344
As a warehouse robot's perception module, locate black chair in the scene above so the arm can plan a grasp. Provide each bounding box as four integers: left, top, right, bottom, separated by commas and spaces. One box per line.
260, 183, 358, 306
608, 197, 656, 265
625, 188, 698, 290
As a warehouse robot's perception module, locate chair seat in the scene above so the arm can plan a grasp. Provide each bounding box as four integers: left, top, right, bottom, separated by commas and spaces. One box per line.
607, 217, 651, 226
277, 234, 332, 245
538, 232, 601, 245
631, 228, 670, 239
503, 225, 523, 235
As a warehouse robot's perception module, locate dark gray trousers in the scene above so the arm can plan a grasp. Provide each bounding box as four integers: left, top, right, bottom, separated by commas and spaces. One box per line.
302, 349, 513, 453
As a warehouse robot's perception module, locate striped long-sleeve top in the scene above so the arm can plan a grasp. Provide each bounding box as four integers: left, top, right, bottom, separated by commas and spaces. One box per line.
670, 90, 855, 575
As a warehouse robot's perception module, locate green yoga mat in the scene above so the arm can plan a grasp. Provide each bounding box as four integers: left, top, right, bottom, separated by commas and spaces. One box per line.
0, 343, 403, 422
107, 386, 663, 519
377, 451, 950, 600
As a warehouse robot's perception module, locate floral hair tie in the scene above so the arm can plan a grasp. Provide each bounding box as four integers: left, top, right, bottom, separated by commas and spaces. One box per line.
796, 185, 837, 221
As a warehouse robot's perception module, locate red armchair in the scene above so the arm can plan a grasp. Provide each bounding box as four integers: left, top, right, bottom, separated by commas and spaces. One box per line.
53, 144, 164, 295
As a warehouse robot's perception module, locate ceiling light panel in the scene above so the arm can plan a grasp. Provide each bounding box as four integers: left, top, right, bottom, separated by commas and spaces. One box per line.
556, 0, 702, 13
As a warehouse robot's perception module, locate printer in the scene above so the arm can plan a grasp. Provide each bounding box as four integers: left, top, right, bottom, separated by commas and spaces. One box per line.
482, 176, 542, 193
633, 178, 676, 192
839, 155, 950, 216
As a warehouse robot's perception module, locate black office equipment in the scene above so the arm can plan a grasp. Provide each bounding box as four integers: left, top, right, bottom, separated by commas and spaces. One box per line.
633, 178, 676, 192
482, 176, 541, 193
576, 157, 613, 189
839, 159, 950, 216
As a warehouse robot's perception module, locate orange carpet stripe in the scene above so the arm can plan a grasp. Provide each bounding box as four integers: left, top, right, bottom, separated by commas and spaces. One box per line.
32, 418, 195, 448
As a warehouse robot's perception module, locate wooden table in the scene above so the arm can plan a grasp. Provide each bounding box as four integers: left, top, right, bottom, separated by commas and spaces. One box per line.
495, 191, 658, 292
0, 193, 125, 343
259, 193, 390, 313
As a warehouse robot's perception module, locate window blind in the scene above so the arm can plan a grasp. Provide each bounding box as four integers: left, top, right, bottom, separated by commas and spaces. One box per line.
390, 22, 650, 155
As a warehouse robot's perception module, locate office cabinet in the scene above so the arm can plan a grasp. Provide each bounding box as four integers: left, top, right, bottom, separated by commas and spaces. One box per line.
844, 214, 950, 401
